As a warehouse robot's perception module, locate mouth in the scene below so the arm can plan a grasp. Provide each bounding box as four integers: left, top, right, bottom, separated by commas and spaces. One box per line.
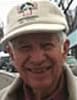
26, 66, 51, 73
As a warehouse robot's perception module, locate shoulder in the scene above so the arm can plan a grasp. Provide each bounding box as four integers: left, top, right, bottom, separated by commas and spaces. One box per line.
0, 70, 16, 90
0, 86, 11, 100
0, 74, 22, 100
0, 71, 19, 100
64, 63, 77, 100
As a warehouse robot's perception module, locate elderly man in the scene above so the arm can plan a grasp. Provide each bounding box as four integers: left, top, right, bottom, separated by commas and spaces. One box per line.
0, 0, 77, 100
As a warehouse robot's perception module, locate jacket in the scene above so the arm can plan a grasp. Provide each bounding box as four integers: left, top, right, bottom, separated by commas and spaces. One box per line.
0, 64, 77, 100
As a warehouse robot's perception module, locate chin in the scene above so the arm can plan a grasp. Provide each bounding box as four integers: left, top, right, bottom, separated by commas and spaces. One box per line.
29, 80, 52, 89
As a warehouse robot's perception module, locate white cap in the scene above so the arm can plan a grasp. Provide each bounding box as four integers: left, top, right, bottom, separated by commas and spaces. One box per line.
1, 0, 69, 43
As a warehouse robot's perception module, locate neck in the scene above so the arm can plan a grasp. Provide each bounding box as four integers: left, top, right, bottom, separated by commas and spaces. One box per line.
23, 73, 68, 100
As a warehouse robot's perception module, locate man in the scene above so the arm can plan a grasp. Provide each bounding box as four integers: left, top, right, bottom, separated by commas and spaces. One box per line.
0, 0, 77, 100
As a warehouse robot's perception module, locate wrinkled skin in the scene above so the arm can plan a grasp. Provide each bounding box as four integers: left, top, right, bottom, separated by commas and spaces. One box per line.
7, 32, 69, 98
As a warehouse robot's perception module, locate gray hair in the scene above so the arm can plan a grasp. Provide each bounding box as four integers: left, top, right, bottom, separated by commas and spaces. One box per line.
55, 32, 68, 53
56, 31, 67, 44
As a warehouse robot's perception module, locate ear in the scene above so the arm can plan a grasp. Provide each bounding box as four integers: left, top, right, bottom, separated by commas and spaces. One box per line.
62, 39, 70, 59
5, 42, 15, 61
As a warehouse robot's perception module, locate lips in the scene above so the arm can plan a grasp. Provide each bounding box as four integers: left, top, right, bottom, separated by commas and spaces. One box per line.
26, 66, 51, 73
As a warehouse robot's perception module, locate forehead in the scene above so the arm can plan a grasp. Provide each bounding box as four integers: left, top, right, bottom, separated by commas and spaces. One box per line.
11, 32, 59, 43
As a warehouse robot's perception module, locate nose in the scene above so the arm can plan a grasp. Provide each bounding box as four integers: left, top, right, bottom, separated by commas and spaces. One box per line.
30, 49, 46, 65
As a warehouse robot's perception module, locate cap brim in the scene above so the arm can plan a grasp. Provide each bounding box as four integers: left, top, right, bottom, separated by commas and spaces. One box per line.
1, 23, 65, 43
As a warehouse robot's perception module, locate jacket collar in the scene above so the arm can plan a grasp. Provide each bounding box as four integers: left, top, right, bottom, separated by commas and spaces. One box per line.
64, 63, 77, 100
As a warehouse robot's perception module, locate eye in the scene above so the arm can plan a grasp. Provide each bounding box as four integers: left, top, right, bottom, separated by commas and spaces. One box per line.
42, 43, 55, 50
19, 44, 32, 51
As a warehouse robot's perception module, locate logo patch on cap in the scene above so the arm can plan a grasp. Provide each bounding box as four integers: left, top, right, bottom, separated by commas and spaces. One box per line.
17, 2, 38, 16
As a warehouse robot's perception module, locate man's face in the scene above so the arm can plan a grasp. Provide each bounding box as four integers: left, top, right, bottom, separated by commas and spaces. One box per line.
8, 32, 68, 91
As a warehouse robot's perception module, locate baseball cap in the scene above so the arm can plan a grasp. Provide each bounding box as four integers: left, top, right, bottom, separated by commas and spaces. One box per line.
1, 0, 69, 43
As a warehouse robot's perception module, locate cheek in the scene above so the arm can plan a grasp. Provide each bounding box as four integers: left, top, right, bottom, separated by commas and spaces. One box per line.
48, 51, 64, 83
12, 51, 28, 70
48, 50, 64, 61
47, 50, 64, 71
